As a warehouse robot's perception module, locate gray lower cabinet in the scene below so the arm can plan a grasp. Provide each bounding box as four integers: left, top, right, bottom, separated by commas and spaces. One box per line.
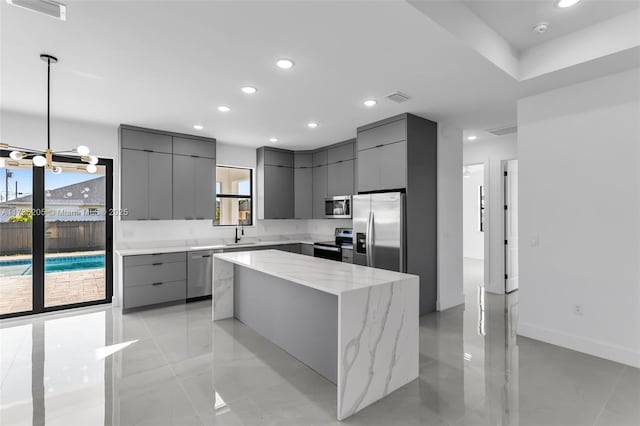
121, 148, 173, 220
188, 250, 217, 298
294, 167, 313, 219
173, 155, 215, 220
263, 165, 294, 219
313, 164, 328, 218
341, 247, 353, 263
275, 243, 302, 254
327, 159, 354, 196
301, 243, 314, 256
123, 252, 187, 309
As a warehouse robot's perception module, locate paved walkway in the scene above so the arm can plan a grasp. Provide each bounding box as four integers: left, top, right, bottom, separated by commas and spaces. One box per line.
0, 269, 105, 315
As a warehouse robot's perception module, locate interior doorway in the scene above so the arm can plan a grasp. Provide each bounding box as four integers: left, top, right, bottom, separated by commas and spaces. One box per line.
463, 163, 485, 294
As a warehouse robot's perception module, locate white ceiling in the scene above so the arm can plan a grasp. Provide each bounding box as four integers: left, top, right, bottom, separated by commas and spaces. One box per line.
1, 0, 637, 149
463, 0, 640, 52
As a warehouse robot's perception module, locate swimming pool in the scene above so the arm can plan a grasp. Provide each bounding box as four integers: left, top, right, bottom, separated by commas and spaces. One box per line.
0, 254, 105, 277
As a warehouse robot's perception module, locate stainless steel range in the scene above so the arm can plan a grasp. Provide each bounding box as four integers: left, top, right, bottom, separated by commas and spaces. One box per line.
313, 228, 353, 262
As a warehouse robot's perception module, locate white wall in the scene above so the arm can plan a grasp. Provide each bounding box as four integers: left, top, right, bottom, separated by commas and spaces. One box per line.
463, 165, 484, 260
463, 135, 517, 294
436, 124, 464, 311
517, 69, 640, 368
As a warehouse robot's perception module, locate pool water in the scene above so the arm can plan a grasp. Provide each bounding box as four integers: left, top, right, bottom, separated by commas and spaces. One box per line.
0, 254, 105, 277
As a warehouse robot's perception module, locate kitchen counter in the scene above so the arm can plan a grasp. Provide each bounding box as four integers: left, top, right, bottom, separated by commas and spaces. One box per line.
115, 234, 328, 256
213, 250, 419, 420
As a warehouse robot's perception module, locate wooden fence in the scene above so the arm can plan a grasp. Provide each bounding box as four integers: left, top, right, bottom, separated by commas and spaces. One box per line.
0, 221, 105, 256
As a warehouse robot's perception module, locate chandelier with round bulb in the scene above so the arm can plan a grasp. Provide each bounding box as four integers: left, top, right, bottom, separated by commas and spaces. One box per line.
0, 54, 97, 174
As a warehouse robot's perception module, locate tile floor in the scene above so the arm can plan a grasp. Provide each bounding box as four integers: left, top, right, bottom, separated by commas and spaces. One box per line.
0, 259, 638, 425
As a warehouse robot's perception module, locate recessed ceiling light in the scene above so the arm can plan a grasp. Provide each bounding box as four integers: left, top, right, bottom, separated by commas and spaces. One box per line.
307, 122, 318, 129
532, 22, 549, 34
467, 135, 477, 141
276, 59, 295, 70
363, 99, 377, 107
193, 124, 203, 130
217, 106, 231, 112
241, 86, 257, 94
556, 0, 581, 8
269, 137, 278, 143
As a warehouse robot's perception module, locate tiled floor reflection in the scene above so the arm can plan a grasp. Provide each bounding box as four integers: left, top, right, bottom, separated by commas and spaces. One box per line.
1, 259, 638, 425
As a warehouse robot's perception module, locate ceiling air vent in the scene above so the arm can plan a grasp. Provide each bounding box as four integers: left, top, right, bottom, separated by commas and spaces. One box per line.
487, 125, 517, 136
385, 91, 410, 103
6, 0, 66, 21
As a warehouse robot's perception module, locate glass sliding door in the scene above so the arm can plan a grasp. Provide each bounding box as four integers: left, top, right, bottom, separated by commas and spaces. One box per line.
0, 156, 34, 315
44, 161, 108, 308
0, 152, 113, 318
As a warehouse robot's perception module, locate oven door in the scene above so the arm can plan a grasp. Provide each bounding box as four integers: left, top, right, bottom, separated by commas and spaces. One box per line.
324, 196, 352, 219
313, 245, 342, 261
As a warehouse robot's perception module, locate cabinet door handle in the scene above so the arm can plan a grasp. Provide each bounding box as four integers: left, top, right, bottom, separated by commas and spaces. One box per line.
376, 144, 384, 148
201, 255, 211, 258
190, 155, 200, 158
152, 262, 163, 266
152, 282, 163, 286
143, 149, 154, 153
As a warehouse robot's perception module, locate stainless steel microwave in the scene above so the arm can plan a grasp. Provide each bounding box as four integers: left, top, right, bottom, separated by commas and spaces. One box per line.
324, 196, 352, 219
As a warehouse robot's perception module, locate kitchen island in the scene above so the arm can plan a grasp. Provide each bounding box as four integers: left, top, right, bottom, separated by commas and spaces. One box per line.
213, 250, 419, 421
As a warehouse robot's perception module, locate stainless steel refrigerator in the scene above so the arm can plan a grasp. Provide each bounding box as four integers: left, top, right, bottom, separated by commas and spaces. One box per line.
352, 192, 405, 272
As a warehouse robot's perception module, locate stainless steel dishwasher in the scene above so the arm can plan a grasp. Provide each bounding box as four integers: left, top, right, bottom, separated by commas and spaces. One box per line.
187, 250, 219, 299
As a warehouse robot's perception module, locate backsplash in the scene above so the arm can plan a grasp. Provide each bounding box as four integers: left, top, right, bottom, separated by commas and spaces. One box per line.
117, 219, 352, 244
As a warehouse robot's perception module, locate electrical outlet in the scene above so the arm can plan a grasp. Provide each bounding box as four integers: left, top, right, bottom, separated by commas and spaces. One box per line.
573, 304, 584, 316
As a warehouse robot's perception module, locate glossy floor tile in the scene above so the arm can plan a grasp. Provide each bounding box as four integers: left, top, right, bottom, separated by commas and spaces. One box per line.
1, 258, 638, 425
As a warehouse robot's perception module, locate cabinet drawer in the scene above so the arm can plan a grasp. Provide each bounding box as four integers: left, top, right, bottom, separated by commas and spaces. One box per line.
173, 136, 216, 159
328, 142, 355, 163
312, 150, 328, 167
357, 118, 406, 152
124, 280, 186, 309
124, 252, 186, 267
264, 149, 294, 167
121, 129, 173, 153
124, 261, 186, 287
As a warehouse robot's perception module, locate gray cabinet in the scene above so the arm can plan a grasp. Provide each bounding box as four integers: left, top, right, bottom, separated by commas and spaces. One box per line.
301, 243, 314, 256
327, 160, 354, 196
294, 167, 313, 219
173, 155, 215, 220
121, 147, 173, 220
123, 252, 187, 309
327, 142, 354, 164
357, 118, 405, 151
120, 126, 216, 221
312, 164, 328, 218
257, 148, 295, 219
312, 150, 328, 167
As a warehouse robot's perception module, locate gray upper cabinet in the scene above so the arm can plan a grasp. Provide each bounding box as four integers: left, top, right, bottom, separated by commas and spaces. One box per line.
172, 155, 215, 220
357, 118, 406, 151
313, 164, 328, 218
294, 153, 313, 219
327, 159, 354, 196
257, 147, 295, 219
172, 136, 216, 159
120, 125, 215, 221
121, 129, 172, 153
327, 142, 355, 164
312, 150, 328, 167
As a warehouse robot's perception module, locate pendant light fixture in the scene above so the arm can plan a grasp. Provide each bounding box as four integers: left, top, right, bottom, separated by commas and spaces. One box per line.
0, 53, 97, 174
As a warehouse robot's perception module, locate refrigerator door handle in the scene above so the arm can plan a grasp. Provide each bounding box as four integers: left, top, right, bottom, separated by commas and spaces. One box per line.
399, 193, 406, 273
366, 211, 372, 266
367, 211, 375, 266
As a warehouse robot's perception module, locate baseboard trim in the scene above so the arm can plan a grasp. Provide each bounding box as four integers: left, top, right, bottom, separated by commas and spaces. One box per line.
436, 294, 465, 312
518, 322, 640, 368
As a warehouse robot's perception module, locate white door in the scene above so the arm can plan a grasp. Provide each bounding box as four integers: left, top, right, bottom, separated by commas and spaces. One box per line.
505, 160, 519, 292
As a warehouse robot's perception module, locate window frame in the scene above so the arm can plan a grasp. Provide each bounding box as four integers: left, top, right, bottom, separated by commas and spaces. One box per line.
214, 165, 253, 227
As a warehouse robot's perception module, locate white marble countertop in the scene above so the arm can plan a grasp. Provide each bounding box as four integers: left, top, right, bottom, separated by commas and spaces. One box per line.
214, 249, 417, 296
115, 234, 329, 256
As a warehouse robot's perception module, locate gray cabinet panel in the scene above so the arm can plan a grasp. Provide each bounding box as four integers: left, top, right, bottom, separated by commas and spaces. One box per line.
301, 243, 314, 256
264, 165, 294, 219
194, 157, 215, 220
312, 150, 328, 167
172, 155, 195, 220
294, 153, 313, 168
357, 118, 406, 152
124, 262, 187, 287
313, 164, 328, 218
121, 148, 149, 220
356, 147, 380, 193
327, 159, 354, 196
294, 167, 313, 219
121, 129, 172, 153
173, 136, 216, 159
124, 280, 186, 309
328, 143, 354, 164
188, 250, 215, 298
148, 152, 173, 220
124, 252, 186, 267
264, 150, 294, 167
379, 141, 407, 190
276, 244, 302, 254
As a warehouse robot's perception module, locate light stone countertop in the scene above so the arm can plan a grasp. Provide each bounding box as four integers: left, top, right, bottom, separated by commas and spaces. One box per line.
214, 249, 418, 296
115, 234, 330, 256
